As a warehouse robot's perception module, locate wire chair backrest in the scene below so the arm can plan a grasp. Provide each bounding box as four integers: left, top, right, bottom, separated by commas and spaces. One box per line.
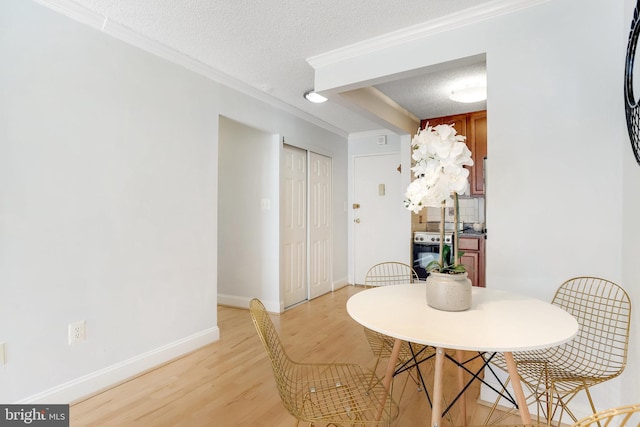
249, 298, 296, 409
551, 277, 632, 377
365, 262, 418, 287
571, 403, 640, 427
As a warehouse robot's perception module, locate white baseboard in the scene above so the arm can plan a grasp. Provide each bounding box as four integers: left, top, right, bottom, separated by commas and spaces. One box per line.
217, 293, 252, 308
333, 277, 349, 290
219, 279, 351, 314
16, 327, 220, 405
218, 293, 280, 312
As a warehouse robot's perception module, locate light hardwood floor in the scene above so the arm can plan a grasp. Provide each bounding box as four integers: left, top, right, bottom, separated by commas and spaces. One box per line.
71, 285, 506, 426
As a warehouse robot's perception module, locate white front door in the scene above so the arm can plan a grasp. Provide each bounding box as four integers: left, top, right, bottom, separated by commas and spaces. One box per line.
353, 153, 407, 284
309, 152, 332, 299
282, 145, 307, 307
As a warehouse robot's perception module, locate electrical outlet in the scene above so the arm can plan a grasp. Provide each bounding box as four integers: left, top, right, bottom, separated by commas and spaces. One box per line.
0, 342, 5, 365
68, 321, 86, 345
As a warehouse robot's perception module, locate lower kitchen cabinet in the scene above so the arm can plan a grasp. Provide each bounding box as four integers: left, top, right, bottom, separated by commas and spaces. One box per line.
458, 236, 485, 288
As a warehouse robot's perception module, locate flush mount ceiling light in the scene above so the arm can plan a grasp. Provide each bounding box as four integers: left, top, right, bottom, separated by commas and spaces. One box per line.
449, 84, 487, 103
304, 90, 328, 103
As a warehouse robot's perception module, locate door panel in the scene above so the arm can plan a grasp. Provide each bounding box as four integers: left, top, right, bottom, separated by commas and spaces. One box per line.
353, 153, 407, 284
309, 152, 332, 299
282, 145, 307, 307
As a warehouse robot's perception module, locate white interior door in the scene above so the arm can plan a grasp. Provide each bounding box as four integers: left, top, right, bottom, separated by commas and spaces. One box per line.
282, 145, 307, 307
309, 152, 332, 299
353, 153, 407, 284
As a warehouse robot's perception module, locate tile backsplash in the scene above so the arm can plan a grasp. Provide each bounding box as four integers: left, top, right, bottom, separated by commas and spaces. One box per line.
458, 197, 484, 223
412, 197, 485, 229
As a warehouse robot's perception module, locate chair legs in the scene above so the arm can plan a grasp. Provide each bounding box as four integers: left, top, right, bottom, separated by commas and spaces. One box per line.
366, 348, 417, 409
365, 335, 426, 398
484, 373, 605, 427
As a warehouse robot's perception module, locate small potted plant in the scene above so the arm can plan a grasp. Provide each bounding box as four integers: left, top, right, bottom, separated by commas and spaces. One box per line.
404, 123, 473, 311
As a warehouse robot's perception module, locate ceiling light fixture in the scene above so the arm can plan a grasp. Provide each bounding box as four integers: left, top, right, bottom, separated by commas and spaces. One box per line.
304, 90, 327, 103
449, 84, 487, 103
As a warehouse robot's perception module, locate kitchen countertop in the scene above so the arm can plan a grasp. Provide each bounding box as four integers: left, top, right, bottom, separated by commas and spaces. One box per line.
459, 229, 486, 238
413, 225, 486, 237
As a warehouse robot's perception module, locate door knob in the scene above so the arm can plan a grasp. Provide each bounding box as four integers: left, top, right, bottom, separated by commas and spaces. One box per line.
354, 218, 361, 223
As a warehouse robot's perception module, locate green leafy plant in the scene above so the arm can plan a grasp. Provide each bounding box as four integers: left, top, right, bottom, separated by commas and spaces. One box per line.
426, 244, 466, 274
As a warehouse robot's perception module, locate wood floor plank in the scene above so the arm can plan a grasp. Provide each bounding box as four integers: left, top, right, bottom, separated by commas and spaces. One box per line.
71, 285, 491, 426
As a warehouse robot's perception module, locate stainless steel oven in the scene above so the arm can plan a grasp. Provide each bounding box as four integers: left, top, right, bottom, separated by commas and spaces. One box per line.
412, 231, 453, 280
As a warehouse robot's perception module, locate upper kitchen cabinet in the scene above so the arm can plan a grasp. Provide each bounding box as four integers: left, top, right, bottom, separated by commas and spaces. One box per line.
420, 110, 487, 195
422, 113, 467, 136
467, 111, 486, 195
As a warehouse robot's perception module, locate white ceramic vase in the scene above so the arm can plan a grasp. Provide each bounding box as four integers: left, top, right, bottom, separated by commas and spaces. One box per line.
426, 271, 472, 311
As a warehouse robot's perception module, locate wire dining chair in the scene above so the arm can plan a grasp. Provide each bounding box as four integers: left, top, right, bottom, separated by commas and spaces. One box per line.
361, 262, 435, 397
249, 298, 399, 426
571, 403, 640, 427
487, 277, 632, 426
363, 262, 419, 288
489, 403, 640, 427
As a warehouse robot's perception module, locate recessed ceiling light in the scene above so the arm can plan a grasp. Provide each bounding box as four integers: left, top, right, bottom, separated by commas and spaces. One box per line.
304, 90, 328, 103
449, 84, 487, 103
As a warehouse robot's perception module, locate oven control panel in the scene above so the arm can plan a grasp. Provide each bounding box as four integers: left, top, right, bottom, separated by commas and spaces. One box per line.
414, 232, 453, 244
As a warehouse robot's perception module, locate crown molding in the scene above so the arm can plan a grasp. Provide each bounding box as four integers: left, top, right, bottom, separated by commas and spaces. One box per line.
31, 0, 550, 139
307, 0, 551, 69
32, 0, 349, 138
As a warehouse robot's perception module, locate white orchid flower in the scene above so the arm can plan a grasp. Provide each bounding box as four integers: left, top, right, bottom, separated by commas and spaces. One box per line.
404, 123, 472, 211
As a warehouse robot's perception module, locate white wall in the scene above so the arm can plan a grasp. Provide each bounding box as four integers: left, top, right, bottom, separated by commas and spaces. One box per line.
0, 0, 348, 403
325, 0, 639, 415
217, 117, 280, 311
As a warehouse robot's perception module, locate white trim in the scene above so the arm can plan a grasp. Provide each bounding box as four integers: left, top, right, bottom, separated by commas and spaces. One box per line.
306, 0, 551, 68
33, 0, 549, 140
333, 277, 350, 289
15, 328, 219, 404
32, 0, 349, 138
218, 294, 281, 313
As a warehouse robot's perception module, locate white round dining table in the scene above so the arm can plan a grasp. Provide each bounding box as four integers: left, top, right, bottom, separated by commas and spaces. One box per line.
346, 283, 579, 426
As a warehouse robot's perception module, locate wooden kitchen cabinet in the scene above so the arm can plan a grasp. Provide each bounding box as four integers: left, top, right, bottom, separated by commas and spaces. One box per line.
422, 113, 467, 137
467, 111, 486, 195
458, 236, 485, 288
420, 110, 487, 195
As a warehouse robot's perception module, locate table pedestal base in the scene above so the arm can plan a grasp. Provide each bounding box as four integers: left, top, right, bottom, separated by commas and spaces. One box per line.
378, 341, 533, 426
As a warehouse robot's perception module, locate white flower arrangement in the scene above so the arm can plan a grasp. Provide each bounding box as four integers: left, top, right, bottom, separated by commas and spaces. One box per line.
405, 124, 473, 212
405, 123, 473, 273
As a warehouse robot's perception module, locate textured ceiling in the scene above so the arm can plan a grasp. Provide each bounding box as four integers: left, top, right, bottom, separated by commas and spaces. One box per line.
375, 56, 487, 121
58, 0, 495, 135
